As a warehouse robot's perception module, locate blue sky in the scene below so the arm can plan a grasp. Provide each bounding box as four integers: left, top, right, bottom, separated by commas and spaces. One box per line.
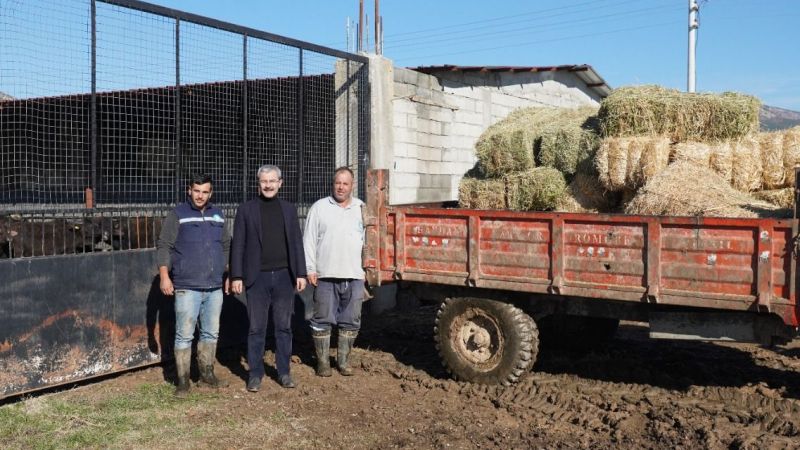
144, 0, 800, 110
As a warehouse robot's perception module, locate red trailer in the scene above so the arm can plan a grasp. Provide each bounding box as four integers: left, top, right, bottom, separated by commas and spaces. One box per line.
362, 170, 800, 385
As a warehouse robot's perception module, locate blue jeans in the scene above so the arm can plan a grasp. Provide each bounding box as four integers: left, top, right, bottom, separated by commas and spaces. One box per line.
174, 288, 223, 351
310, 278, 364, 332
246, 269, 295, 379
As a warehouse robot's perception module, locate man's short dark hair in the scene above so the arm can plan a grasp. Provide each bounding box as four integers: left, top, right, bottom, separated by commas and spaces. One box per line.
189, 173, 213, 187
333, 166, 354, 180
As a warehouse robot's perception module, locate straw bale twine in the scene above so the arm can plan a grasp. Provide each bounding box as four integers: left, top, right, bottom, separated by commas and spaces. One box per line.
504, 167, 567, 211
458, 177, 506, 210
730, 136, 763, 192
760, 131, 786, 189
624, 161, 781, 218
595, 136, 671, 191
598, 85, 760, 142
753, 188, 795, 209
783, 127, 800, 186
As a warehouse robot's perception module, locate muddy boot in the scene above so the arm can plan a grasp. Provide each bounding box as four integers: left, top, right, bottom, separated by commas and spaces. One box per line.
174, 347, 192, 397
197, 341, 227, 388
337, 329, 358, 376
312, 330, 332, 377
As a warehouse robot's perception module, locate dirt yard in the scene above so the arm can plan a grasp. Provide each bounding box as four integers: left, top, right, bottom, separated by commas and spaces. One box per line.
8, 304, 800, 449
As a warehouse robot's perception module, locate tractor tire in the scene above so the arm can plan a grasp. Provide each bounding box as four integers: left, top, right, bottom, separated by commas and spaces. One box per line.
434, 297, 539, 386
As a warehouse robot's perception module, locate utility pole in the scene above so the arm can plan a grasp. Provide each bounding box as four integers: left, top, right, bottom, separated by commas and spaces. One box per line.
374, 0, 381, 54
358, 0, 364, 52
688, 0, 699, 92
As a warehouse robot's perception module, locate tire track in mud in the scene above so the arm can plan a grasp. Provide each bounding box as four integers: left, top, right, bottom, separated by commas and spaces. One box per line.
360, 306, 800, 449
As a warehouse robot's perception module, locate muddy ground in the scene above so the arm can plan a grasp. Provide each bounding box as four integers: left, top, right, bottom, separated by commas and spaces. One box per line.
18, 304, 800, 449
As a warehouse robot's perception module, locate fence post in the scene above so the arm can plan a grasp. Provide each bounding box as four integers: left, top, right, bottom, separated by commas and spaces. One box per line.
242, 35, 249, 203
297, 48, 305, 204
174, 18, 182, 204
88, 0, 97, 208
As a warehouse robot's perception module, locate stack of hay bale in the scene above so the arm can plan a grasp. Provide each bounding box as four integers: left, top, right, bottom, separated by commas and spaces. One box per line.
459, 106, 611, 212
461, 84, 799, 218
597, 85, 795, 217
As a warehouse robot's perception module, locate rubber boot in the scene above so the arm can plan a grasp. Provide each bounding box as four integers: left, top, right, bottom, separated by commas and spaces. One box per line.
197, 341, 227, 388
312, 330, 332, 377
337, 329, 358, 376
174, 347, 192, 397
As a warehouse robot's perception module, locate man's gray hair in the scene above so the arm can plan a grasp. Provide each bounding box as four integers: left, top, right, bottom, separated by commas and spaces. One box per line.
257, 164, 282, 180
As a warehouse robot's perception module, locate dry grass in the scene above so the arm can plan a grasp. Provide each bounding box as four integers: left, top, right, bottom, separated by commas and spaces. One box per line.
504, 167, 567, 211
475, 106, 599, 177
624, 161, 783, 218
458, 177, 506, 210
556, 163, 615, 213
595, 136, 671, 191
730, 136, 763, 192
598, 85, 760, 142
474, 108, 541, 176
753, 188, 795, 209
536, 107, 600, 176
783, 126, 800, 186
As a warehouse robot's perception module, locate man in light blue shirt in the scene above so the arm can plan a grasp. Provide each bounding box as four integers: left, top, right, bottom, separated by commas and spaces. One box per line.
303, 166, 365, 377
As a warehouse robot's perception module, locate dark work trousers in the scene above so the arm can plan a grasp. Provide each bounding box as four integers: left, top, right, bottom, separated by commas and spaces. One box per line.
246, 268, 295, 379
309, 278, 364, 332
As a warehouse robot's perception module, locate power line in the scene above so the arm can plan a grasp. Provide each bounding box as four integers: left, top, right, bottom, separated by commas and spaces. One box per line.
385, 3, 679, 53
386, 0, 644, 44
393, 19, 681, 64
385, 0, 639, 39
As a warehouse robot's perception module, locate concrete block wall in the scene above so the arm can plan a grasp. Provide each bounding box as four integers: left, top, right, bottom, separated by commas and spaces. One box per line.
357, 55, 602, 205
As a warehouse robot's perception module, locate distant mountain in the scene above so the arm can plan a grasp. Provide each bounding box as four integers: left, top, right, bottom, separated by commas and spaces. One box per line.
760, 105, 800, 131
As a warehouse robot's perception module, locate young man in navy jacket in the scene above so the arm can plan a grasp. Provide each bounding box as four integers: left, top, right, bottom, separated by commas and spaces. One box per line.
230, 164, 307, 392
157, 174, 231, 397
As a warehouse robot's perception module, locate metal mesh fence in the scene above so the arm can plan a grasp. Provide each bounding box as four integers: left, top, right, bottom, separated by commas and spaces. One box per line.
0, 0, 370, 257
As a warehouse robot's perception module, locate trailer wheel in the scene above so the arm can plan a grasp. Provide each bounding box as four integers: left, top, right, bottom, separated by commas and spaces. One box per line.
434, 297, 538, 385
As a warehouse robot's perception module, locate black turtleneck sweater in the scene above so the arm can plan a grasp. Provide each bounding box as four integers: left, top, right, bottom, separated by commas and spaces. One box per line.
259, 196, 288, 271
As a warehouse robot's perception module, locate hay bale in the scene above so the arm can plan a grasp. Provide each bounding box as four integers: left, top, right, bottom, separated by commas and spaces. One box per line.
730, 136, 763, 192
536, 107, 600, 176
476, 106, 600, 177
595, 136, 671, 190
458, 177, 506, 210
783, 126, 800, 186
598, 85, 760, 141
637, 137, 671, 187
760, 131, 786, 189
596, 138, 628, 191
753, 188, 795, 209
558, 169, 614, 213
624, 161, 781, 218
672, 142, 712, 166
505, 167, 567, 211
708, 141, 733, 182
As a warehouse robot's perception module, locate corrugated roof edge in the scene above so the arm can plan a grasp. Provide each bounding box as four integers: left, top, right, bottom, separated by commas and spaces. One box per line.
409, 64, 612, 99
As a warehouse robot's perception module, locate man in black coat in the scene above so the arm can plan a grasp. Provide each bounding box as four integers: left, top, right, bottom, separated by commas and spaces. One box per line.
230, 164, 307, 392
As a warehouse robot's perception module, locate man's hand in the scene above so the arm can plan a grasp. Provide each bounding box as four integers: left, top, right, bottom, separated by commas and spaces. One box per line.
224, 277, 231, 295
308, 273, 318, 287
296, 277, 307, 292
160, 274, 174, 296
231, 279, 243, 295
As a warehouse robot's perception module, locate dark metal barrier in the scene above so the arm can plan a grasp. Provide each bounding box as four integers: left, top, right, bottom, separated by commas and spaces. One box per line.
1, 0, 370, 208
0, 0, 370, 397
